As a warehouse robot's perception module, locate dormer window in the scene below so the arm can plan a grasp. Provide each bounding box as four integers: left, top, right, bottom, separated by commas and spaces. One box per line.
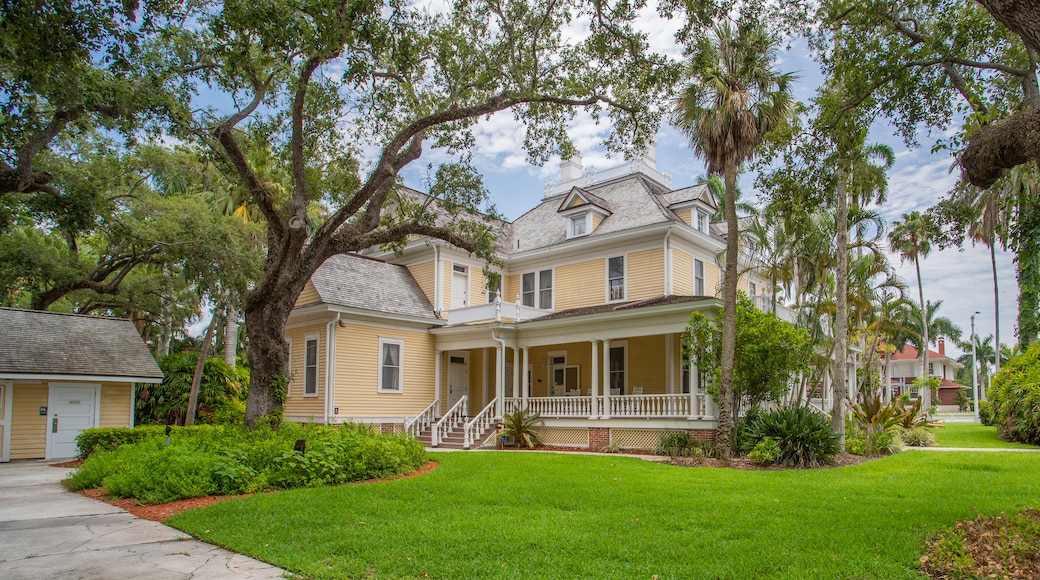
696, 210, 708, 233
569, 213, 590, 238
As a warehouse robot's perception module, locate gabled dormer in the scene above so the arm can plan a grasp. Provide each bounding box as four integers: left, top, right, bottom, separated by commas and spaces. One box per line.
558, 187, 614, 239
666, 186, 717, 235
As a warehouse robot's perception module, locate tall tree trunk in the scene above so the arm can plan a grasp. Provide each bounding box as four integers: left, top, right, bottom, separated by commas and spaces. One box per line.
831, 174, 848, 446
990, 238, 1001, 372
916, 258, 931, 408
185, 312, 220, 427
243, 292, 300, 426
716, 163, 740, 459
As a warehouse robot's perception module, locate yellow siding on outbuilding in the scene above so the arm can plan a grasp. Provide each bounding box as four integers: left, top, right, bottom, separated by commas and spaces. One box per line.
10, 384, 46, 460
556, 259, 606, 311
333, 322, 436, 417
627, 248, 664, 300
284, 322, 327, 420
295, 281, 321, 307
407, 260, 436, 306
99, 383, 132, 428
672, 249, 694, 295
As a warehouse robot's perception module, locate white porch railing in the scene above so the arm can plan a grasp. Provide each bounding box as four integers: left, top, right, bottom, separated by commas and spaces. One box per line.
505, 394, 714, 419
445, 301, 552, 325
527, 396, 595, 418
404, 399, 439, 439
434, 396, 467, 447
464, 397, 498, 449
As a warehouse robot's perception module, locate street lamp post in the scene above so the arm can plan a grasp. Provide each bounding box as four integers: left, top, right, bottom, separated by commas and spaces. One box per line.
971, 311, 980, 422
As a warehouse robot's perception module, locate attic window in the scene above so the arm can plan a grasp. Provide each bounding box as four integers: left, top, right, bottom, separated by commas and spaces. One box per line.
696, 210, 708, 233
568, 213, 590, 238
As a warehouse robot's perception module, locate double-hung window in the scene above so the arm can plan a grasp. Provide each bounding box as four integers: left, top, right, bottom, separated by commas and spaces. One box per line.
304, 335, 319, 396
608, 256, 625, 301
538, 269, 553, 309
570, 214, 588, 237
694, 259, 704, 295
379, 338, 403, 392
522, 272, 535, 307
696, 211, 707, 232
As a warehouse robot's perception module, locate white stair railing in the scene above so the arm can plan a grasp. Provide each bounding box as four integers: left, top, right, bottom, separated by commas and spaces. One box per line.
404, 399, 439, 439
464, 397, 498, 449
434, 396, 467, 447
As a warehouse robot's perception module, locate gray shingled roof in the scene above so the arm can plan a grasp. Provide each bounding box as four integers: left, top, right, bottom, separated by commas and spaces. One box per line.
0, 308, 163, 380
310, 254, 441, 321
507, 175, 678, 253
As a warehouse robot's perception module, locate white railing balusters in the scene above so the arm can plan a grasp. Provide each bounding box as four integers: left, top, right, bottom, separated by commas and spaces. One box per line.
404, 399, 439, 439
464, 397, 498, 449
433, 396, 467, 447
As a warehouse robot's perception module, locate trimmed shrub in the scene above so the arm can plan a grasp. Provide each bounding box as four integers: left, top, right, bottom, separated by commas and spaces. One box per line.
747, 438, 780, 465
75, 425, 166, 459
989, 343, 1040, 445
655, 431, 715, 459
741, 405, 841, 467
979, 400, 994, 426
65, 423, 427, 503
901, 426, 936, 447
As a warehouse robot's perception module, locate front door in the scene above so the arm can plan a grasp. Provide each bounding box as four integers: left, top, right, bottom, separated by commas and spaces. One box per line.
450, 265, 468, 310
47, 384, 99, 459
448, 354, 469, 412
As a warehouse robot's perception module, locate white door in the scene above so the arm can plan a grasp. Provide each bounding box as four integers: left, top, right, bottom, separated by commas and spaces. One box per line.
451, 265, 468, 309
448, 354, 469, 411
47, 384, 99, 459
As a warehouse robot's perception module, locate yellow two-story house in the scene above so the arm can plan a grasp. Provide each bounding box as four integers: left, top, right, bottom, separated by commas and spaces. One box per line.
283, 148, 779, 450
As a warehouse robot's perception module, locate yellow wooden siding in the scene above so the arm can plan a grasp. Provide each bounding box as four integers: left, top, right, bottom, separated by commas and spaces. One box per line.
333, 323, 436, 417
591, 214, 604, 230
284, 323, 327, 420
294, 281, 321, 307
556, 259, 606, 311
407, 260, 436, 306
627, 248, 664, 300
627, 336, 666, 394
470, 267, 488, 306
99, 383, 132, 428
442, 261, 452, 311
705, 261, 721, 296
674, 208, 692, 226
503, 274, 520, 304
672, 249, 694, 295
10, 384, 46, 460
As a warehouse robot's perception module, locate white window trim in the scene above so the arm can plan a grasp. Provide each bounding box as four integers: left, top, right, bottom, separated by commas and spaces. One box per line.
285, 337, 292, 398
303, 333, 320, 397
694, 258, 705, 296
537, 268, 554, 310
605, 254, 627, 303
567, 212, 592, 238
451, 263, 470, 309
521, 271, 536, 308
378, 337, 405, 394
696, 210, 708, 233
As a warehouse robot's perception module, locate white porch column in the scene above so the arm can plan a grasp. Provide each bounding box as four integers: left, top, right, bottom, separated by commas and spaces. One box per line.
665, 333, 674, 394
495, 344, 505, 418
602, 338, 611, 419
435, 350, 443, 414
689, 353, 699, 418
512, 346, 521, 407
590, 340, 600, 419
521, 346, 530, 410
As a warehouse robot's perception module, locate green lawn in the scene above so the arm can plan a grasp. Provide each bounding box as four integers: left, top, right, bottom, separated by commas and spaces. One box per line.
929, 423, 1040, 449
167, 451, 1040, 579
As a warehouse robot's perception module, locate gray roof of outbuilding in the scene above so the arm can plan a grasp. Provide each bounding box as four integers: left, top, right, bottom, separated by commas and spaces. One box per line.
0, 308, 163, 380
310, 254, 441, 321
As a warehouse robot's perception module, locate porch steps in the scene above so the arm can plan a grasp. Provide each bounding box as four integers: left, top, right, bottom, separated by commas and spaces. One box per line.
414, 422, 498, 450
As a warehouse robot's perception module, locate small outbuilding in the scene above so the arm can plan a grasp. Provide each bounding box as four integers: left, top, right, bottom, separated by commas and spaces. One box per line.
0, 308, 163, 461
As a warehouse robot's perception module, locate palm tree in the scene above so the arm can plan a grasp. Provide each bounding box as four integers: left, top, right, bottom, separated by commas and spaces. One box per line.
672, 18, 794, 457
888, 211, 939, 407
957, 334, 996, 396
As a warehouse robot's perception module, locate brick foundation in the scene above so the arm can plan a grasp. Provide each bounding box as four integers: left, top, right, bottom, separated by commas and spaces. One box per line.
688, 429, 715, 442
381, 423, 400, 434
588, 427, 610, 451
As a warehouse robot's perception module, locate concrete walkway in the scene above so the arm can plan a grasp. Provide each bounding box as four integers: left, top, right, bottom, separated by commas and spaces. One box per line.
0, 461, 287, 579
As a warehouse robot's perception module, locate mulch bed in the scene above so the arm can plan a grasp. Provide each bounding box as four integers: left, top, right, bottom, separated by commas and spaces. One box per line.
920, 508, 1040, 579
71, 461, 439, 522
668, 452, 873, 470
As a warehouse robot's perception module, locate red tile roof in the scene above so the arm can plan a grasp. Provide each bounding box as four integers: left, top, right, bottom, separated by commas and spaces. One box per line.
888, 344, 950, 361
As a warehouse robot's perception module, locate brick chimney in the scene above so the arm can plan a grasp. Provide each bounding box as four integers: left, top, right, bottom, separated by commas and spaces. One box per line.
938, 337, 945, 356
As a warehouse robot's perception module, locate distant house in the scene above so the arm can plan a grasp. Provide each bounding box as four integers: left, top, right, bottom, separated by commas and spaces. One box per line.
887, 338, 967, 412
282, 148, 784, 450
0, 308, 163, 461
